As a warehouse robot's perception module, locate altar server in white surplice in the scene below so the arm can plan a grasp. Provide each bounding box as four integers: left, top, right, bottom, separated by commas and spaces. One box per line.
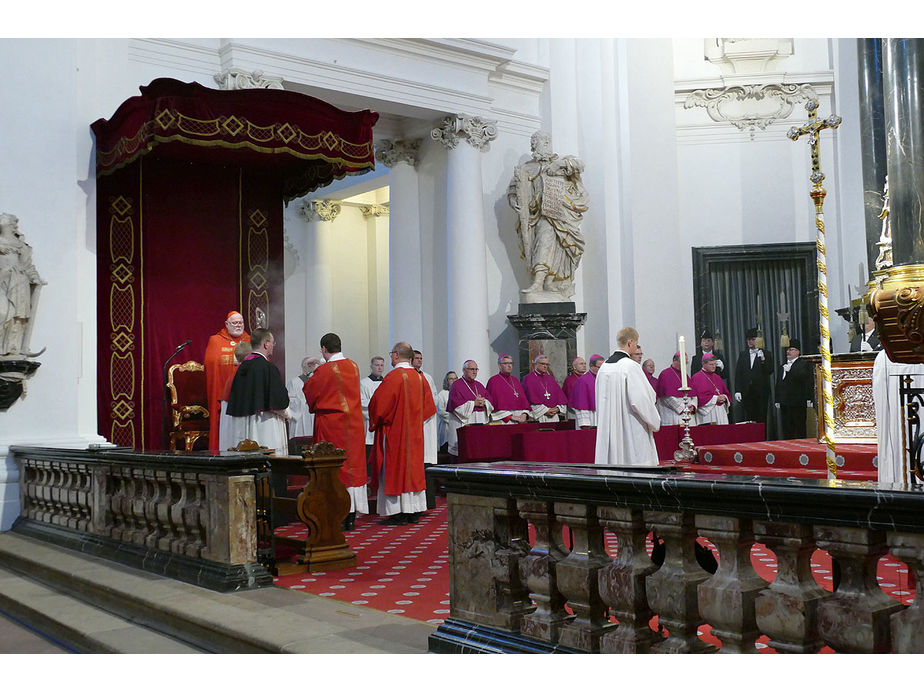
594, 326, 661, 467
873, 349, 924, 485
413, 350, 439, 466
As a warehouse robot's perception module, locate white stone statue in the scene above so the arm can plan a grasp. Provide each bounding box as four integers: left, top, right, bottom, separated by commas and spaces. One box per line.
507, 131, 588, 303
0, 213, 46, 357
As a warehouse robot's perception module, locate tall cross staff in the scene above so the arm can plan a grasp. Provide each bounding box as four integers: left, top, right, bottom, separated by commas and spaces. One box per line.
788, 100, 842, 479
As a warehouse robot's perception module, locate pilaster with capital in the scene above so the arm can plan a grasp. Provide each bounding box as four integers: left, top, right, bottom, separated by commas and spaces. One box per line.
430, 115, 497, 372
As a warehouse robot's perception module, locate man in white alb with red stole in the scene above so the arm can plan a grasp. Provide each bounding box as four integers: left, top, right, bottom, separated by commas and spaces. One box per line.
447, 360, 494, 456
690, 352, 731, 425
368, 342, 436, 525
486, 354, 529, 424
522, 354, 568, 422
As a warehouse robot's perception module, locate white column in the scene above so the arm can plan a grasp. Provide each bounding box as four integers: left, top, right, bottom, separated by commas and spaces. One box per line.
299, 200, 340, 354
376, 139, 423, 349
431, 115, 497, 373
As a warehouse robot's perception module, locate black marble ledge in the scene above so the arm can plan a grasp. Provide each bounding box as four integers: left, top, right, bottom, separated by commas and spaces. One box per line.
428, 462, 924, 533
10, 445, 272, 475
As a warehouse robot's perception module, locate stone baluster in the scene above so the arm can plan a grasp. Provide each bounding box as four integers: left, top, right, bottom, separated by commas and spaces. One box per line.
169, 474, 190, 555
645, 511, 715, 653
155, 472, 175, 552
128, 468, 148, 545
598, 507, 662, 653
490, 498, 534, 631
815, 526, 903, 652
144, 469, 165, 549
753, 521, 829, 653
886, 532, 923, 653
517, 499, 573, 643
109, 468, 128, 541
554, 502, 613, 652
697, 515, 768, 653
185, 474, 206, 557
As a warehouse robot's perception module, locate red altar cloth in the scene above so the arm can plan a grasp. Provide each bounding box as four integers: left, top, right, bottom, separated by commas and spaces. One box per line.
457, 421, 765, 464
456, 421, 575, 463
692, 438, 877, 480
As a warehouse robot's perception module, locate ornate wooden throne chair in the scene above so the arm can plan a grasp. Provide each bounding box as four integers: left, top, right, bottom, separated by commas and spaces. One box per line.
166, 360, 210, 451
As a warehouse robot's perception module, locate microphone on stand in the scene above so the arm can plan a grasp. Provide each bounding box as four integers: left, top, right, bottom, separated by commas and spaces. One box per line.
162, 339, 193, 450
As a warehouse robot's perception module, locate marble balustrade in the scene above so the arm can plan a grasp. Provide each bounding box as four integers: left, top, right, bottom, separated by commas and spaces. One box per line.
10, 446, 274, 591
426, 462, 924, 654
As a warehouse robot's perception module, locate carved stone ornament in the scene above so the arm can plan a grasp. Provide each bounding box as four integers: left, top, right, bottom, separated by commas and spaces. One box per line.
375, 138, 421, 168
298, 199, 342, 223
704, 38, 794, 75
684, 83, 818, 139
359, 204, 389, 218
213, 69, 284, 91
1, 212, 46, 410
430, 114, 498, 153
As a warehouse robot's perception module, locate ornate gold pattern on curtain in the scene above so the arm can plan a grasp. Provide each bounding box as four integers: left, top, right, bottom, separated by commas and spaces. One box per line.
246, 209, 269, 330
107, 195, 139, 447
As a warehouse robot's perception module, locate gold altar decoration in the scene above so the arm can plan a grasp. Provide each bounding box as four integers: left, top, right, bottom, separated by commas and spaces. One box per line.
804, 353, 877, 444
788, 99, 842, 478
869, 263, 924, 364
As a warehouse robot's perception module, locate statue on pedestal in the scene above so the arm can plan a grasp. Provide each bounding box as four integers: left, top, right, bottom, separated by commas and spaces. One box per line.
1, 212, 46, 409
507, 131, 588, 303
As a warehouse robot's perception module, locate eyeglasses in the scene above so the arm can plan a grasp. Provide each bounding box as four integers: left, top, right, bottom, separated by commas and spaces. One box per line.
465, 367, 478, 371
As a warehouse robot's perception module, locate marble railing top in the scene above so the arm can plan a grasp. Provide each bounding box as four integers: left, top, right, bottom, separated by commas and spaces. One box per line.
10, 445, 272, 474
427, 462, 924, 533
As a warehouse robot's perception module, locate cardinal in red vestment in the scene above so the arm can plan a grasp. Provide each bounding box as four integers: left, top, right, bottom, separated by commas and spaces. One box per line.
368, 342, 437, 525
204, 311, 250, 450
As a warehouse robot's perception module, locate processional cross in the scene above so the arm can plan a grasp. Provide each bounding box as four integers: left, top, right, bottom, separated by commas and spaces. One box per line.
788, 100, 842, 479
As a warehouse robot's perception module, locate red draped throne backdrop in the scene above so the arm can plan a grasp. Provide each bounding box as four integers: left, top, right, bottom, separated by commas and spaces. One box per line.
91, 78, 378, 450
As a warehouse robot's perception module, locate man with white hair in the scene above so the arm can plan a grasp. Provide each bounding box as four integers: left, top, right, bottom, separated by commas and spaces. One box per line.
204, 310, 250, 450
446, 359, 494, 457
286, 355, 321, 439
522, 354, 568, 422
595, 327, 661, 466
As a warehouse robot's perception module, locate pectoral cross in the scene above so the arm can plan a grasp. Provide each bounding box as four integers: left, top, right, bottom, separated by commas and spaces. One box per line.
543, 391, 550, 400
788, 99, 841, 479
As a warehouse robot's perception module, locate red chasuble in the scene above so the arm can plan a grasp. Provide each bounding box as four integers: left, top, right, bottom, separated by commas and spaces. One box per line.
302, 358, 367, 489
368, 366, 437, 496
204, 328, 250, 450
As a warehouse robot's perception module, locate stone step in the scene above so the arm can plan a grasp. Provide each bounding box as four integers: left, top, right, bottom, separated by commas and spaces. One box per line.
0, 531, 434, 653
0, 566, 203, 653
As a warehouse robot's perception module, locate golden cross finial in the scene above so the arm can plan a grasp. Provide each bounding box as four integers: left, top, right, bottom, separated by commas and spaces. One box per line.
788, 100, 842, 188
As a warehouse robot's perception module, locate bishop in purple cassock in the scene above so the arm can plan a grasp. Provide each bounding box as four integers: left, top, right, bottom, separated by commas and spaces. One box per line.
486, 354, 530, 424
656, 351, 693, 425
569, 354, 604, 428
446, 359, 494, 456
690, 352, 731, 425
522, 354, 569, 422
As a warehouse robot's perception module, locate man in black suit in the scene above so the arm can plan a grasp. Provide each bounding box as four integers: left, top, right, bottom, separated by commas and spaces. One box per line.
850, 314, 881, 352
774, 338, 814, 439
733, 328, 774, 424
690, 330, 728, 383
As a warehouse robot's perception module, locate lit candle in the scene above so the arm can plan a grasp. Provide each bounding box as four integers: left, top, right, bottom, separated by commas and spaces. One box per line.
678, 335, 687, 389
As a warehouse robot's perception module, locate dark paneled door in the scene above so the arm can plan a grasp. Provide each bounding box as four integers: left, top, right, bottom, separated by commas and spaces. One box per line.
692, 243, 819, 438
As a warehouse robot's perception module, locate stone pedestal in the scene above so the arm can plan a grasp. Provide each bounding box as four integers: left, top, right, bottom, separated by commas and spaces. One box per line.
507, 303, 586, 383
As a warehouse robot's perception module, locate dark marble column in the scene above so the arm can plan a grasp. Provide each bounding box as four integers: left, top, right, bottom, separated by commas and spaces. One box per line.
857, 39, 888, 273
507, 303, 587, 384
884, 39, 924, 264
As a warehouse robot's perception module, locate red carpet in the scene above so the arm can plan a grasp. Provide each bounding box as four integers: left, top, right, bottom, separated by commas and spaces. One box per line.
273, 496, 914, 650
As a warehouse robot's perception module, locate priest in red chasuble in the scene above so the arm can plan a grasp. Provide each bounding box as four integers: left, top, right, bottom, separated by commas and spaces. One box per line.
368, 342, 437, 526
204, 311, 250, 450
303, 332, 368, 531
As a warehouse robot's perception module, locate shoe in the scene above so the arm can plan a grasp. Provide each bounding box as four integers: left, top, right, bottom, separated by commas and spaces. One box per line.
379, 514, 407, 526
406, 512, 422, 524
341, 512, 356, 532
